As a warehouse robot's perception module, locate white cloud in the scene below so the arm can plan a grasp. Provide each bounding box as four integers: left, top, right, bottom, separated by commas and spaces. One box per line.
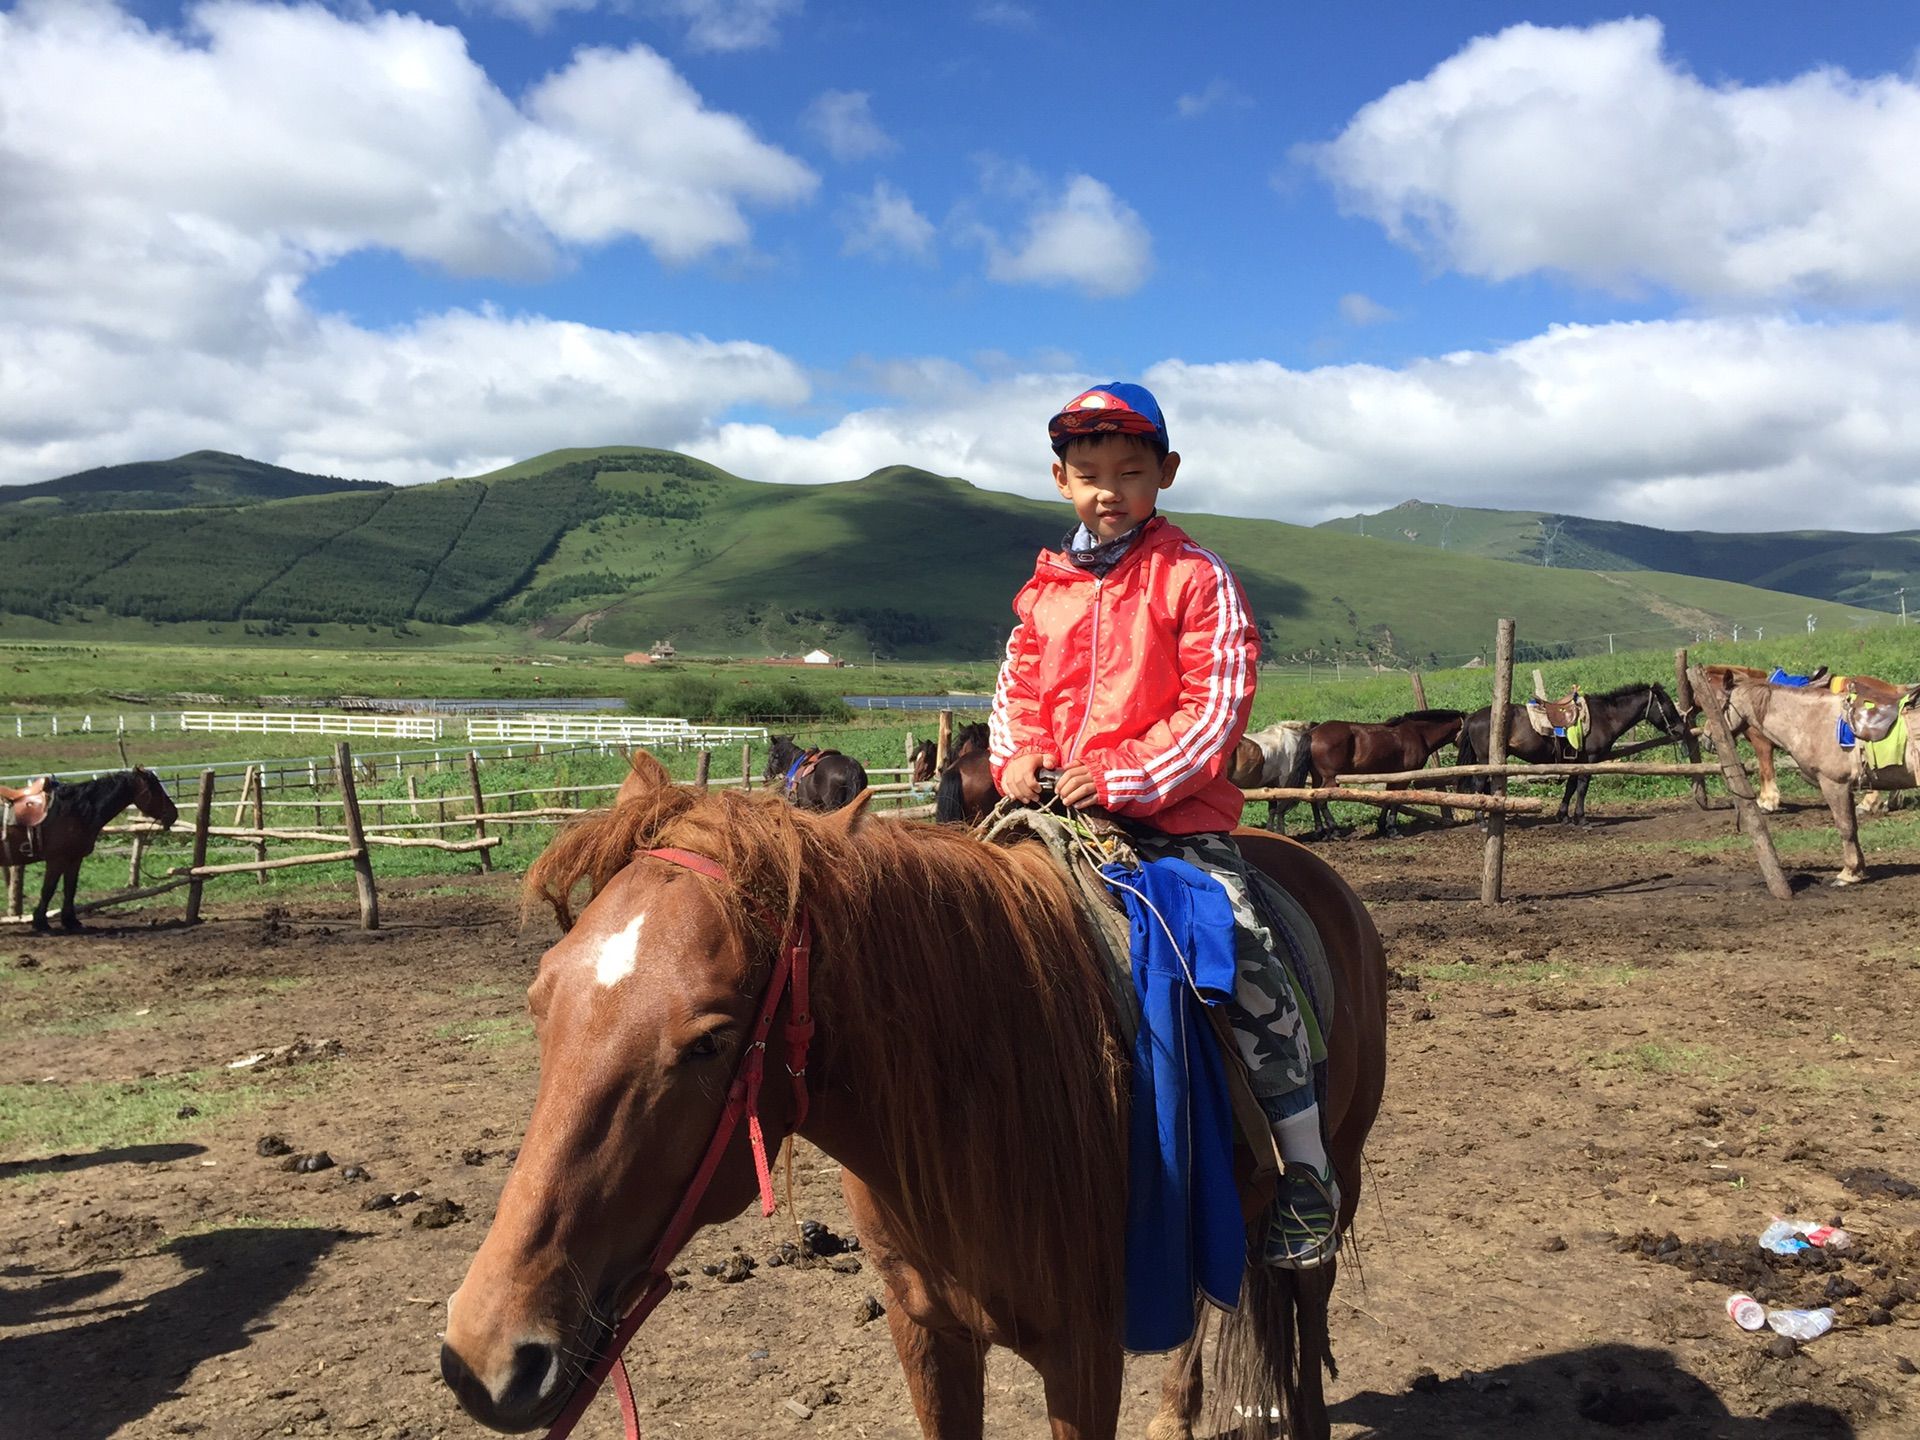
1176, 79, 1250, 119
839, 182, 935, 261
801, 90, 896, 163
973, 3, 1035, 31
463, 0, 600, 28
687, 316, 1920, 534
645, 0, 800, 52
1305, 17, 1920, 304
978, 175, 1153, 298
1338, 293, 1395, 326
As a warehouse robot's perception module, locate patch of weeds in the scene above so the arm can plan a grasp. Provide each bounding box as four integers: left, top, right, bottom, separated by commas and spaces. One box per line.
1406, 959, 1641, 987
1588, 1042, 1739, 1079
0, 1063, 341, 1157
455, 982, 510, 1000
436, 1015, 534, 1047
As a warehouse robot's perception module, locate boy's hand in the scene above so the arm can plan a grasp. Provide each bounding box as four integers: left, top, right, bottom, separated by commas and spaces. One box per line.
1054, 763, 1101, 809
1001, 751, 1058, 803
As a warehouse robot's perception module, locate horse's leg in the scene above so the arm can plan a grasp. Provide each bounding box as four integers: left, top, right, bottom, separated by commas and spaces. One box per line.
1753, 732, 1781, 811
33, 863, 58, 932
60, 860, 84, 931
883, 1307, 986, 1439
1821, 775, 1867, 885
1291, 1262, 1337, 1440
1556, 772, 1576, 823
1572, 770, 1593, 826
1034, 1339, 1122, 1440
1145, 1331, 1204, 1440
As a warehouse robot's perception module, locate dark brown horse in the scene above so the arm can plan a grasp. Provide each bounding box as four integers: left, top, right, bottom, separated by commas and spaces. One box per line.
442, 754, 1386, 1439
1305, 710, 1463, 837
1456, 682, 1690, 824
1, 768, 179, 932
934, 746, 998, 824
910, 723, 989, 784
765, 735, 868, 812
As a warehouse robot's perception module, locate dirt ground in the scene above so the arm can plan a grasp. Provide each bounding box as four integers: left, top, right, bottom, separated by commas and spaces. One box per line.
5, 795, 1920, 1440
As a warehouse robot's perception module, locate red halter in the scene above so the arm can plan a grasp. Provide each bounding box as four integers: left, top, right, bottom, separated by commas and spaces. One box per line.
539, 846, 814, 1440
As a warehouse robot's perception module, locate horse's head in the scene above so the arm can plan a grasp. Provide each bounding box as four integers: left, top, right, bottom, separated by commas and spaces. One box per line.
131, 767, 179, 830
763, 734, 796, 782
908, 739, 937, 784
1647, 683, 1687, 738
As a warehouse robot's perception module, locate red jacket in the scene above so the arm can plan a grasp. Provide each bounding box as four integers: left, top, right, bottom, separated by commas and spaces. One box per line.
989, 516, 1258, 834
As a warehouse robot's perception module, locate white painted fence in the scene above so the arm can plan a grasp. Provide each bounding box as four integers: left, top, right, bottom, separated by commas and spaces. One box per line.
178, 711, 445, 740
463, 714, 768, 747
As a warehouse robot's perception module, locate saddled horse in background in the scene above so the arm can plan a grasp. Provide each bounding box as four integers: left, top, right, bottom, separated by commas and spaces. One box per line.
442, 754, 1387, 1439
1695, 666, 1909, 814
1456, 682, 1691, 825
909, 723, 989, 784
1712, 677, 1917, 884
765, 735, 868, 812
1305, 710, 1463, 838
1228, 720, 1315, 833
0, 768, 179, 932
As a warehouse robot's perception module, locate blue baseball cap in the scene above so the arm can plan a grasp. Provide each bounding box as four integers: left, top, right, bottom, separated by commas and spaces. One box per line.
1048, 382, 1169, 455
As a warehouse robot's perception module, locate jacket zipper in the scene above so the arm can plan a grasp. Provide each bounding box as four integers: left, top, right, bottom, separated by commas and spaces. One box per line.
1066, 574, 1104, 763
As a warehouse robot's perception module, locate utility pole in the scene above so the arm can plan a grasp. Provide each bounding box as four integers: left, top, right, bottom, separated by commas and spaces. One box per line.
1732, 624, 1741, 642
1807, 614, 1817, 634
1899, 588, 1907, 626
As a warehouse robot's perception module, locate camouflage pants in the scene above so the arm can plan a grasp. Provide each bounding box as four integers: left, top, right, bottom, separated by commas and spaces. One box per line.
1130, 829, 1319, 1112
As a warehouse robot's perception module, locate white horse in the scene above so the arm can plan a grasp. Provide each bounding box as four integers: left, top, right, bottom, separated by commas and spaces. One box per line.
1229, 720, 1314, 831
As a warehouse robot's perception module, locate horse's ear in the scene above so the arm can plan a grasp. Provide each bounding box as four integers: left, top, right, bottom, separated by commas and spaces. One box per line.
828, 788, 875, 836
625, 750, 672, 793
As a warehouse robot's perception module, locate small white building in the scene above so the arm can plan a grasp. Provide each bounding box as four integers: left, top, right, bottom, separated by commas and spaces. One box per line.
802, 648, 838, 665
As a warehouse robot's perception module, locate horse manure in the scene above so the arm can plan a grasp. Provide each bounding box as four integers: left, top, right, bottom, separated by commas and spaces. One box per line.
279, 1151, 335, 1174
766, 1242, 802, 1268
14, 955, 39, 970
175, 1105, 200, 1120
826, 1256, 862, 1275
799, 1219, 858, 1257
1839, 1167, 1920, 1200
715, 1251, 757, 1283
412, 1199, 465, 1230
1896, 1357, 1917, 1374
255, 1134, 293, 1157
339, 1164, 371, 1183
460, 1147, 488, 1166
852, 1296, 884, 1326
1541, 1235, 1568, 1253
1765, 1336, 1799, 1360
361, 1189, 421, 1212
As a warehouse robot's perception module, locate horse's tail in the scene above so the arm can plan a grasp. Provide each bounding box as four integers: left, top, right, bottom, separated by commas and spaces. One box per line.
1199, 1259, 1336, 1440
1454, 717, 1482, 794
934, 763, 967, 823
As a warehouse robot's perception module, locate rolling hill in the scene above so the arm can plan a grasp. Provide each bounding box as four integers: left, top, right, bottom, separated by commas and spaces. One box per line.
0, 451, 387, 514
1318, 500, 1920, 615
0, 447, 1892, 662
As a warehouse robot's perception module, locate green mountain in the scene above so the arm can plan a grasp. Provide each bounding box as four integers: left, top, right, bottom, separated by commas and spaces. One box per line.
1318, 500, 1920, 615
0, 451, 388, 514
0, 448, 1892, 660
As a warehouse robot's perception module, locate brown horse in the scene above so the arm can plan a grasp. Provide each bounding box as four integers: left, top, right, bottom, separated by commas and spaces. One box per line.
1456, 683, 1690, 824
765, 735, 869, 811
442, 754, 1386, 1439
933, 747, 998, 824
0, 768, 179, 932
1695, 667, 1911, 813
1305, 710, 1463, 837
910, 723, 989, 784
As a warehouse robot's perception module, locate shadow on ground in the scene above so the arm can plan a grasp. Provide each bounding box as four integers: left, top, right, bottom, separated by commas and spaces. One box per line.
0, 1142, 205, 1181
0, 1224, 353, 1439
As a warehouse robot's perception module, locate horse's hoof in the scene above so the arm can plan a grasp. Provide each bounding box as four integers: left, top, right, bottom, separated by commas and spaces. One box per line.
31, 920, 51, 934
60, 919, 86, 933
1833, 870, 1867, 887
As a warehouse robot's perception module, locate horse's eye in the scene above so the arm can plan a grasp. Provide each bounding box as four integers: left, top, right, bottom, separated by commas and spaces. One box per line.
683, 1033, 722, 1062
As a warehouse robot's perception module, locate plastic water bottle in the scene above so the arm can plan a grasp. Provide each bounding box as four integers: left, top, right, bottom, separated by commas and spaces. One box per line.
1759, 1220, 1808, 1255
1727, 1294, 1766, 1331
1766, 1307, 1835, 1342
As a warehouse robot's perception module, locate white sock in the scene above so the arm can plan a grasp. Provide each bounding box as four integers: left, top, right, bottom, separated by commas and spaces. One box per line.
1273, 1106, 1331, 1178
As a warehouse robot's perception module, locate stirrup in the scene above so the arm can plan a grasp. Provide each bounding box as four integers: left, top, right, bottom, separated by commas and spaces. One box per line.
1264, 1163, 1341, 1271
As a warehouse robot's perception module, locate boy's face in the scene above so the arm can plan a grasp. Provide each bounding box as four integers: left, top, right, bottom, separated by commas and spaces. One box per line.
1052, 436, 1180, 542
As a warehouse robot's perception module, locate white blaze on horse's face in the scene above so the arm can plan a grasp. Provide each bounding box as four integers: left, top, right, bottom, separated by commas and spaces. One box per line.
590, 910, 646, 987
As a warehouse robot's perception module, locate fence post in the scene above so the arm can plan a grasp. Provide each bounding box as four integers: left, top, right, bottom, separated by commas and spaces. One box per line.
407, 774, 420, 819
1481, 619, 1515, 906
936, 709, 953, 774
1688, 665, 1792, 901
128, 833, 146, 888
251, 766, 268, 885
742, 742, 753, 791
336, 741, 380, 930
5, 865, 21, 918
1410, 672, 1428, 710
695, 750, 712, 792
184, 769, 216, 924
1673, 647, 1709, 809
467, 751, 492, 873
1531, 668, 1547, 701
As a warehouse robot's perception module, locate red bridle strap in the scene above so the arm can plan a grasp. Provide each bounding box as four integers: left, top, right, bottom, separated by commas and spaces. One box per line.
540, 846, 813, 1440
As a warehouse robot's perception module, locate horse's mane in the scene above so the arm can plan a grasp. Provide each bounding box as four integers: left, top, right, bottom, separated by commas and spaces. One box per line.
48, 772, 137, 829
1589, 681, 1671, 703
526, 783, 1128, 1339
1382, 707, 1464, 725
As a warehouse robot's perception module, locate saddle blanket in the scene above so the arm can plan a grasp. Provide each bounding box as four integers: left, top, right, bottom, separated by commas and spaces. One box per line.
1769, 668, 1817, 687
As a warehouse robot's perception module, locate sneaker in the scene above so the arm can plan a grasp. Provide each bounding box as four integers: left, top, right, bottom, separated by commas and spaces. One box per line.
1264, 1162, 1341, 1270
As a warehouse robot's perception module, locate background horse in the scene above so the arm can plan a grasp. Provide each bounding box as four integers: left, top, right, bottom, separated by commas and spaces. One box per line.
1716, 679, 1916, 885
1456, 682, 1690, 824
0, 768, 178, 932
909, 723, 989, 784
442, 755, 1386, 1439
1305, 710, 1463, 837
765, 735, 868, 812
933, 746, 997, 824
1227, 719, 1315, 832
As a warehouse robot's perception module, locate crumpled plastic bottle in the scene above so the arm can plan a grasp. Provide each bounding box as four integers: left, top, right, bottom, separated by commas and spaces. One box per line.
1766, 1307, 1835, 1342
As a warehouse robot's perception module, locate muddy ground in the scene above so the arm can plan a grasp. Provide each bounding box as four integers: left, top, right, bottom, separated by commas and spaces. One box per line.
4, 796, 1920, 1439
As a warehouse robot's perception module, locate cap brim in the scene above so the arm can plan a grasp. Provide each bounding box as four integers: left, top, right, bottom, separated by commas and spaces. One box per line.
1048, 409, 1164, 447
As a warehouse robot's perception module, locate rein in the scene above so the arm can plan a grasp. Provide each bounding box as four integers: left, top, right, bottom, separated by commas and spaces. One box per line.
540, 846, 814, 1440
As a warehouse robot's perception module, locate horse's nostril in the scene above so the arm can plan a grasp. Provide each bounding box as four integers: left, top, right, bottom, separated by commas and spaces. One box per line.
508, 1341, 560, 1404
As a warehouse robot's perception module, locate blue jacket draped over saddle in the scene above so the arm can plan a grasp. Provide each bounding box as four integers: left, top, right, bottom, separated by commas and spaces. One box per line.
1100, 854, 1244, 1353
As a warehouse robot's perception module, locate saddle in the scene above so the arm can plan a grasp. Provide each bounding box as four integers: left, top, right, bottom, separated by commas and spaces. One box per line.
781, 749, 825, 799
1525, 688, 1589, 740
1, 776, 53, 829
1841, 689, 1920, 779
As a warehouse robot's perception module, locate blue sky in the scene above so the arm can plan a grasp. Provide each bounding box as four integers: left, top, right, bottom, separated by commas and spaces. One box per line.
5, 1, 1920, 531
